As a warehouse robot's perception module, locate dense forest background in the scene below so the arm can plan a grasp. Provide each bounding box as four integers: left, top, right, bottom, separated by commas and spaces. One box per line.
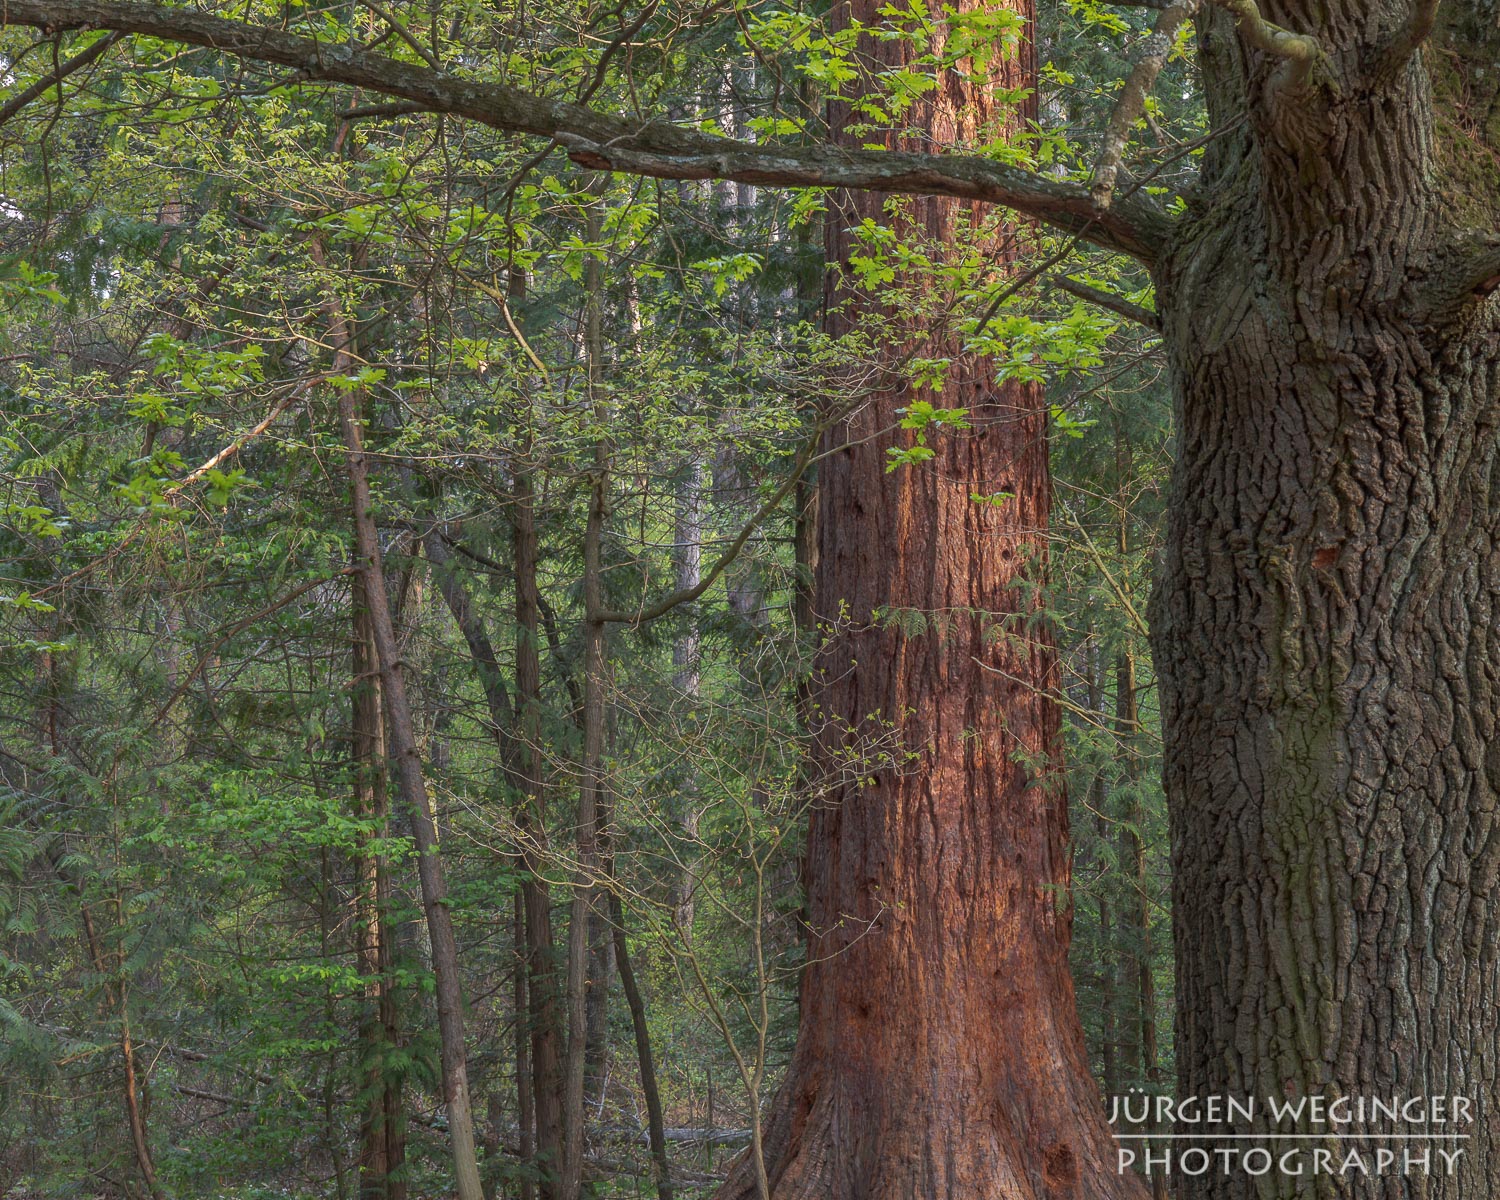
0, 0, 1188, 1195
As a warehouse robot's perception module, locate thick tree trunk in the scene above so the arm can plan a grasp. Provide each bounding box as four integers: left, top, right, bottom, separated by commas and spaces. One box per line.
1152, 6, 1500, 1196
717, 1, 1138, 1196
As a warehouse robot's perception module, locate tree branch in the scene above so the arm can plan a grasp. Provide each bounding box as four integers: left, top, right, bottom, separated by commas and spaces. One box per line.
598, 430, 820, 626
342, 99, 431, 120
1421, 233, 1500, 319
163, 381, 310, 498
1053, 275, 1161, 330
1090, 0, 1199, 210
3, 0, 1173, 262
143, 568, 358, 734
0, 29, 121, 128
558, 135, 1167, 261
1216, 0, 1322, 90
1372, 0, 1440, 77
358, 0, 440, 71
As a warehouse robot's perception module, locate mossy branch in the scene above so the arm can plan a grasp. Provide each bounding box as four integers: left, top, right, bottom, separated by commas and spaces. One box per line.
1217, 0, 1323, 90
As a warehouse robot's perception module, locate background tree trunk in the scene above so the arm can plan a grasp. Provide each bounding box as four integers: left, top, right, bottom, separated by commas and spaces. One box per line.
1086, 640, 1120, 1104
717, 0, 1139, 1194
514, 456, 566, 1198
321, 281, 485, 1200
560, 192, 610, 1200
610, 891, 674, 1200
352, 586, 407, 1200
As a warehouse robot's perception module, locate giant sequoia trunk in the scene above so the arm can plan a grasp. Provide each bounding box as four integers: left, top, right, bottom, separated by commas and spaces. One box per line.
719, 2, 1138, 1197
1151, 3, 1500, 1196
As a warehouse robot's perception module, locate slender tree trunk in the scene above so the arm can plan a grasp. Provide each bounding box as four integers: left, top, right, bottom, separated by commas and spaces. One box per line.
47, 621, 165, 1200
717, 0, 1140, 1195
119, 999, 164, 1200
319, 274, 484, 1200
560, 192, 610, 1200
422, 522, 564, 1198
584, 906, 613, 1111
1086, 639, 1120, 1102
513, 892, 536, 1200
558, 472, 606, 1200
80, 905, 165, 1200
608, 891, 673, 1200
1114, 688, 1143, 1080
342, 398, 483, 1200
353, 581, 407, 1200
514, 462, 566, 1196
423, 267, 566, 1190
712, 448, 769, 646
1109, 429, 1161, 1200
672, 461, 704, 937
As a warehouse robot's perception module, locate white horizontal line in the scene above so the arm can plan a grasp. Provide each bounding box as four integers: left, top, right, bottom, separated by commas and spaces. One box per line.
1112, 1135, 1470, 1140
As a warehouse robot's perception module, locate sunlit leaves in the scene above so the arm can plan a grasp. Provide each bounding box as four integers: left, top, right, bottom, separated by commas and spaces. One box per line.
885, 399, 970, 471
691, 251, 766, 297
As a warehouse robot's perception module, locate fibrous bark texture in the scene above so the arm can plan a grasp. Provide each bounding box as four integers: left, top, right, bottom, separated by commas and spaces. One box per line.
718, 2, 1139, 1196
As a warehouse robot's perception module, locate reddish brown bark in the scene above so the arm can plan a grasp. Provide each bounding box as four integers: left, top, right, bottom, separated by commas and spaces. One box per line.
718, 1, 1139, 1196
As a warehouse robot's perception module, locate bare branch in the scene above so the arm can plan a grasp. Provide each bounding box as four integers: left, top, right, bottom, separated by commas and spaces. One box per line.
144, 568, 359, 734
358, 0, 440, 71
1, 0, 1173, 262
598, 430, 821, 626
164, 382, 310, 497
1091, 0, 1199, 210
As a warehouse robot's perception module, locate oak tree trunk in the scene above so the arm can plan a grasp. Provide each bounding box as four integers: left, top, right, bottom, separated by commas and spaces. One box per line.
718, 1, 1140, 1195
1152, 3, 1500, 1196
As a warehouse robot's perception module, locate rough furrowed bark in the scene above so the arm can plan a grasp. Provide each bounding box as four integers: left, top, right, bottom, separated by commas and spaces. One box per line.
1151, 3, 1500, 1196
716, 1, 1141, 1196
